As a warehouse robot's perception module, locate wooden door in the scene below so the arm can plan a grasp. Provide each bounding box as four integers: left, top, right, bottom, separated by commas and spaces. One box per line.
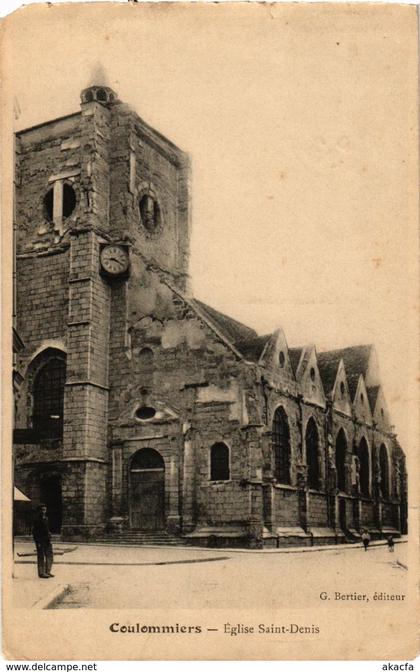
130, 468, 165, 530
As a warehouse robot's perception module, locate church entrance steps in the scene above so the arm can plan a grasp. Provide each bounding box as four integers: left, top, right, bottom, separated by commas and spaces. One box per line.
93, 531, 186, 546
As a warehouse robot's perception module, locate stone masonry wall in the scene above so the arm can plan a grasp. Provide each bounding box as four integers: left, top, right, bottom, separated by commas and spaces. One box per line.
16, 251, 69, 353
307, 491, 328, 526
272, 487, 300, 527
192, 402, 249, 527
15, 115, 81, 253
15, 250, 69, 431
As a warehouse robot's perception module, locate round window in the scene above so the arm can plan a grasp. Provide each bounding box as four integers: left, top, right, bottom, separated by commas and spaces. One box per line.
135, 406, 156, 421
139, 194, 161, 233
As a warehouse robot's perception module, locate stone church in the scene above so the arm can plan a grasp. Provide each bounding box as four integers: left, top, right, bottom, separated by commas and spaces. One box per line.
13, 85, 407, 547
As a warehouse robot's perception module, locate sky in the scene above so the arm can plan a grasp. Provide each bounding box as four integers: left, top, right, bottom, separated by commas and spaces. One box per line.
1, 2, 418, 457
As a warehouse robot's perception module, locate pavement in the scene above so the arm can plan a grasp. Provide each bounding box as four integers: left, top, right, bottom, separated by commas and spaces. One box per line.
11, 537, 407, 609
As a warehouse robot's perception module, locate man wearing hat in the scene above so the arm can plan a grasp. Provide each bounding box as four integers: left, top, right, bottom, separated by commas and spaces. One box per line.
32, 503, 54, 579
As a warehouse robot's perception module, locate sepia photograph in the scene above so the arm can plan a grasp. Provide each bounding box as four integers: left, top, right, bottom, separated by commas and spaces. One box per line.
1, 0, 418, 662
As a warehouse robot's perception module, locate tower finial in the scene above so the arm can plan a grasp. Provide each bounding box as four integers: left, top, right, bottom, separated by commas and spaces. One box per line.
81, 67, 118, 106
88, 63, 108, 87
81, 64, 118, 105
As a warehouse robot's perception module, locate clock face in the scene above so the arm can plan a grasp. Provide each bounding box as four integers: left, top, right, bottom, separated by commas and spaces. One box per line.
100, 245, 129, 275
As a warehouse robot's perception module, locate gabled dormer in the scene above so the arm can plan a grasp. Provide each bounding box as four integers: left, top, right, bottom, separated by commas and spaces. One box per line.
353, 375, 373, 425
258, 328, 295, 379
331, 361, 352, 416
296, 345, 326, 408
368, 385, 391, 431
317, 353, 351, 416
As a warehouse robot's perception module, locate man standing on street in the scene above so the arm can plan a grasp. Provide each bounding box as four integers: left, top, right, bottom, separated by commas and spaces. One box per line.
361, 529, 371, 552
32, 503, 54, 579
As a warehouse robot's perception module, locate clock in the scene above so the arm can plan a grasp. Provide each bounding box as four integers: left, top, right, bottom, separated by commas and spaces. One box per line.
100, 244, 130, 277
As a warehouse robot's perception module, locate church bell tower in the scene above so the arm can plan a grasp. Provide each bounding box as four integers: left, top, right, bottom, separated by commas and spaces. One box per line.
14, 84, 191, 539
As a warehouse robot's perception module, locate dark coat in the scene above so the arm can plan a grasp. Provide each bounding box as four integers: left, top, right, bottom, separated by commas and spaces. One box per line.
32, 514, 51, 544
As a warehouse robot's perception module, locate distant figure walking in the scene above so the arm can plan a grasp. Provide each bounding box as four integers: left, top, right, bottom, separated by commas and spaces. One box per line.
361, 530, 371, 552
32, 503, 54, 579
387, 534, 395, 552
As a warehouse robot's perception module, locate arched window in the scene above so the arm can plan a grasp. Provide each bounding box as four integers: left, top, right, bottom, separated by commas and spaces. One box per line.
272, 407, 291, 484
210, 442, 230, 481
358, 437, 370, 497
33, 357, 66, 439
305, 418, 320, 489
379, 444, 390, 499
335, 428, 347, 492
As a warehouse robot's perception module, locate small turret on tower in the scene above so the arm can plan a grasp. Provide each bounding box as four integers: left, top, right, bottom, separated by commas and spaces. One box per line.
80, 85, 119, 106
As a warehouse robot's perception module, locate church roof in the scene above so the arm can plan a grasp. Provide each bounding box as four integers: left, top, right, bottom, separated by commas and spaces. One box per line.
234, 334, 272, 361
182, 290, 376, 392
346, 374, 360, 400
322, 344, 372, 375
367, 385, 380, 412
317, 344, 373, 400
288, 347, 303, 375
317, 352, 341, 394
192, 300, 257, 344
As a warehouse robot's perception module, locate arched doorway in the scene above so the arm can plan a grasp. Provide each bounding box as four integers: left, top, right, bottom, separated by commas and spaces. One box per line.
130, 448, 165, 530
335, 429, 347, 492
39, 475, 62, 534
